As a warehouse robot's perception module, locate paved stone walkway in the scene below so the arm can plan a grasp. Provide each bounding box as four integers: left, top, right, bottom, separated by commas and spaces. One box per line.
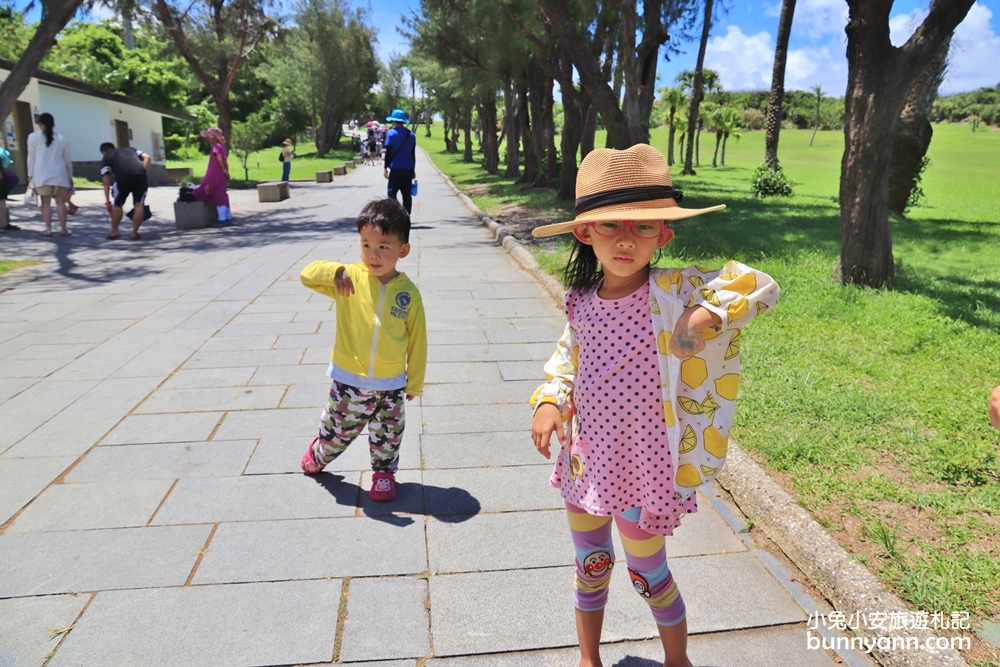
0, 154, 869, 666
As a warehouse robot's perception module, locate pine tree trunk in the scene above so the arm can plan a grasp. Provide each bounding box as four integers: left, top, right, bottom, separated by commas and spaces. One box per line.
544, 76, 558, 188
463, 101, 474, 163
502, 75, 520, 178
479, 95, 499, 175
580, 100, 597, 159
528, 68, 547, 186
764, 0, 796, 169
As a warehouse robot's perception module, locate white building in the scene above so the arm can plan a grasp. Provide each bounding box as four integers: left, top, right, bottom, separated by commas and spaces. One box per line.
1, 58, 195, 186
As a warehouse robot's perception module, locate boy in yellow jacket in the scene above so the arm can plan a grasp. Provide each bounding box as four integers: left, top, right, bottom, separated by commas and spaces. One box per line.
299, 198, 427, 501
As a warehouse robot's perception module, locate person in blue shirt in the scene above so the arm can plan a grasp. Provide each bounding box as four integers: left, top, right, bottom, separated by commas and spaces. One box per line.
383, 109, 417, 214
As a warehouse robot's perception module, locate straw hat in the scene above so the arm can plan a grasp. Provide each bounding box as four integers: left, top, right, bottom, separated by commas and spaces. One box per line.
282, 138, 292, 146
531, 144, 725, 238
199, 127, 224, 143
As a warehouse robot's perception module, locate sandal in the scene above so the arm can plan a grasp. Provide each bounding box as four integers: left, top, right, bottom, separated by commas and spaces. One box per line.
300, 437, 323, 475
369, 471, 397, 502
42, 231, 53, 237
105, 233, 120, 240
59, 230, 71, 237
129, 233, 142, 240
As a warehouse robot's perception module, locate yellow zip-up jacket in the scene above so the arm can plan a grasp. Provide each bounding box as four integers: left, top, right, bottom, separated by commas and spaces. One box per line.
301, 261, 427, 397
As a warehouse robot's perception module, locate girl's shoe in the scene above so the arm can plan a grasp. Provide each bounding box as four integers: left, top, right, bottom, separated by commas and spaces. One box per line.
301, 437, 323, 475
369, 471, 396, 502
67, 203, 79, 215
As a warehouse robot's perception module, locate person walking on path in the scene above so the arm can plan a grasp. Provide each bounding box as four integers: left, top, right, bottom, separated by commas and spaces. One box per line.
530, 144, 780, 667
192, 127, 232, 226
299, 198, 427, 502
383, 109, 416, 214
99, 142, 151, 240
280, 139, 294, 182
0, 145, 16, 232
26, 112, 73, 238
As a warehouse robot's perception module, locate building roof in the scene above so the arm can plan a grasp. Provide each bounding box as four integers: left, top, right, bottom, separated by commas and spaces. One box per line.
0, 58, 196, 123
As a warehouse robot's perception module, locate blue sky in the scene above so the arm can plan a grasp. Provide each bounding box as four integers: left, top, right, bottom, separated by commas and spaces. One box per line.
66, 0, 1000, 96
368, 0, 1000, 96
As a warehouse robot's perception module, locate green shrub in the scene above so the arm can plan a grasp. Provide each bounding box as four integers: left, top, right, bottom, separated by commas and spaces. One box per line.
749, 163, 793, 198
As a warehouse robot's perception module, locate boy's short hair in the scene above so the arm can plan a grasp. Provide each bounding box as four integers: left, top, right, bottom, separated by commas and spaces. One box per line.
99, 142, 115, 153
357, 198, 411, 243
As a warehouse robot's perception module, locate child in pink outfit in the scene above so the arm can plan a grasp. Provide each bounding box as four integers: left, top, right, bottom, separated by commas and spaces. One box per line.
530, 144, 780, 667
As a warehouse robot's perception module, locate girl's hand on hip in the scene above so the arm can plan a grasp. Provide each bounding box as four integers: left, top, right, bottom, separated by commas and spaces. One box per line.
532, 403, 566, 459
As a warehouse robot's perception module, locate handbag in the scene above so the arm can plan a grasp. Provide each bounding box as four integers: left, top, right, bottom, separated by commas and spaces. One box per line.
278, 151, 285, 163
127, 205, 153, 221
23, 185, 38, 207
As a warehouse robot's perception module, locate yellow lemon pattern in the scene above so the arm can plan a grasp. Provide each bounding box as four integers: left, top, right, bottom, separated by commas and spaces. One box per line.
657, 330, 671, 355
662, 400, 676, 427
714, 373, 740, 401
727, 297, 749, 322
675, 464, 702, 488
680, 356, 708, 388
703, 425, 728, 458
699, 288, 721, 307
677, 393, 720, 422
724, 330, 741, 360
649, 292, 661, 314
724, 273, 757, 296
688, 275, 705, 287
756, 301, 769, 315
679, 424, 697, 453
655, 270, 683, 295
700, 465, 718, 476
702, 326, 722, 341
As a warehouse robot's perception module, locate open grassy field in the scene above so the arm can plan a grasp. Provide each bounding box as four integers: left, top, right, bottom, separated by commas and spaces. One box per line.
428, 123, 1000, 663
167, 145, 357, 184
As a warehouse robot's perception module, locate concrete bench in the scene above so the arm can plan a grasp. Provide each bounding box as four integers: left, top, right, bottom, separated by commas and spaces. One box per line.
316, 170, 333, 183
174, 201, 217, 229
257, 181, 290, 202
333, 165, 347, 176
344, 162, 355, 171
353, 157, 364, 166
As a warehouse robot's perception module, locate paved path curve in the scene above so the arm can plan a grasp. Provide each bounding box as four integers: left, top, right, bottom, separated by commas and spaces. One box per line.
0, 151, 864, 666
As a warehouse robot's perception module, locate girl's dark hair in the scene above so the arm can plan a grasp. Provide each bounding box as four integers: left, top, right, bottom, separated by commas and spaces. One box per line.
563, 239, 603, 291
38, 112, 54, 147
357, 197, 411, 243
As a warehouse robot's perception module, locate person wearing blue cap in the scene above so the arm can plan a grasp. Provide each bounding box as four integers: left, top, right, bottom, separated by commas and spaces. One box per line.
383, 109, 417, 214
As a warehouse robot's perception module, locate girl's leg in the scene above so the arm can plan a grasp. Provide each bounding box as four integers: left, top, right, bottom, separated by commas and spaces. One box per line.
40, 195, 52, 234
312, 381, 377, 467
55, 191, 68, 233
366, 388, 405, 472
566, 502, 615, 667
614, 508, 692, 667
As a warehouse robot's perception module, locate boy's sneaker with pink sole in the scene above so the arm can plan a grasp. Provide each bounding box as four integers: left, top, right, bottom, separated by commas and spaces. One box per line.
301, 437, 324, 475
369, 471, 396, 502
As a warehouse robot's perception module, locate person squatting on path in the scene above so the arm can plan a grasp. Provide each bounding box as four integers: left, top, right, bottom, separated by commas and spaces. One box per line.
530, 144, 780, 667
27, 112, 74, 237
299, 198, 427, 501
383, 109, 417, 215
99, 141, 151, 240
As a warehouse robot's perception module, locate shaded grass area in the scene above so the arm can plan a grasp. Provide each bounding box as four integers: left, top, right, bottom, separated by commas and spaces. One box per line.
168, 146, 357, 185
428, 126, 1000, 635
0, 260, 38, 276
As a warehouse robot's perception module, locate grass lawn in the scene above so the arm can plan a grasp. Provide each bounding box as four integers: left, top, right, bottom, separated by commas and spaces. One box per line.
0, 260, 38, 276
428, 123, 1000, 662
168, 145, 358, 185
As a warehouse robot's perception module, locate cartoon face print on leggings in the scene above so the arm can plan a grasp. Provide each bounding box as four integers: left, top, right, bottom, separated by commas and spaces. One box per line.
583, 550, 614, 578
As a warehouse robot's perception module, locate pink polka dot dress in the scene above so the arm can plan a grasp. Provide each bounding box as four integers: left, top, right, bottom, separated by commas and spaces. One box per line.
550, 281, 698, 535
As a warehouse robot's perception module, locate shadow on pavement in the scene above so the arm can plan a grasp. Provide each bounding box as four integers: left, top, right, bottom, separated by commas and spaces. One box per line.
310, 472, 480, 528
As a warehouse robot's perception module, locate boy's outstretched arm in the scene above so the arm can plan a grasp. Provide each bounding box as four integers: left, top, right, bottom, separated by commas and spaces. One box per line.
300, 260, 350, 299
990, 385, 1000, 429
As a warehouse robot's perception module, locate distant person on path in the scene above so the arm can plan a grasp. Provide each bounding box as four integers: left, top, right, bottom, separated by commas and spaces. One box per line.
990, 386, 1000, 428
0, 144, 16, 232
27, 112, 73, 237
191, 127, 232, 226
299, 198, 427, 502
99, 142, 151, 240
281, 139, 294, 182
383, 109, 416, 214
529, 144, 780, 667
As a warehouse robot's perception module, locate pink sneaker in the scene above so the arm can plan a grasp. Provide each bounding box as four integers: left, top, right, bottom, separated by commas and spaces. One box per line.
369, 471, 396, 502
300, 437, 323, 475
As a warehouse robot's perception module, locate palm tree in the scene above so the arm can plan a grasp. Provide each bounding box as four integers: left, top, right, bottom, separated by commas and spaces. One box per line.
764, 0, 796, 169
661, 86, 686, 165
719, 107, 742, 166
809, 85, 822, 146
707, 107, 723, 168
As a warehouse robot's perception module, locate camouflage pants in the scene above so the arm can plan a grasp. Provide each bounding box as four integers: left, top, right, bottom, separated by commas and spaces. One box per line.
312, 381, 406, 472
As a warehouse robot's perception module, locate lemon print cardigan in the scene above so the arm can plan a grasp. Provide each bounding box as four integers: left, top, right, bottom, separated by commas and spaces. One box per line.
531, 261, 780, 497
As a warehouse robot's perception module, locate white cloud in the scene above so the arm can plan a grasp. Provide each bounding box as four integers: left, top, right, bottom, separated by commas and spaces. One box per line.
944, 2, 1000, 93
784, 45, 848, 95
793, 0, 849, 40
704, 25, 775, 91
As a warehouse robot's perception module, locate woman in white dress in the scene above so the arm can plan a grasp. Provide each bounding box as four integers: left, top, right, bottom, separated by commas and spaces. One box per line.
27, 112, 73, 237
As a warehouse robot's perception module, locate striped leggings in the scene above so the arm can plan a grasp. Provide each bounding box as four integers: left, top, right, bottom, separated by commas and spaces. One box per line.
567, 502, 686, 627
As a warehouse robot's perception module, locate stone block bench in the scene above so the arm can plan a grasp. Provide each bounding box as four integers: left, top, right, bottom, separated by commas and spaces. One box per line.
353, 157, 364, 165
257, 181, 290, 202
316, 170, 333, 183
333, 165, 347, 176
344, 162, 355, 171
174, 201, 217, 229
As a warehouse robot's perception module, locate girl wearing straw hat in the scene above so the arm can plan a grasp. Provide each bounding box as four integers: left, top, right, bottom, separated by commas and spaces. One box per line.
192, 127, 232, 225
530, 144, 780, 667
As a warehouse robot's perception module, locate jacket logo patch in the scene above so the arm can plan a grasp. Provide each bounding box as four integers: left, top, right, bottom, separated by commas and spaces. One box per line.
391, 291, 410, 319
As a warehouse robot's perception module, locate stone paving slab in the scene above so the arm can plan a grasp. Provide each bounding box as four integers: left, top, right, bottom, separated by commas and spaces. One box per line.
0, 380, 100, 451
64, 440, 257, 482
339, 577, 431, 662
101, 411, 225, 445
211, 407, 317, 439
0, 456, 76, 524
193, 516, 427, 584
421, 379, 539, 406
6, 479, 174, 533
0, 525, 211, 597
47, 580, 342, 667
158, 366, 259, 390
135, 385, 288, 413
421, 403, 531, 434
0, 594, 90, 667
423, 465, 560, 514
423, 361, 504, 383
151, 473, 359, 524
421, 431, 543, 468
